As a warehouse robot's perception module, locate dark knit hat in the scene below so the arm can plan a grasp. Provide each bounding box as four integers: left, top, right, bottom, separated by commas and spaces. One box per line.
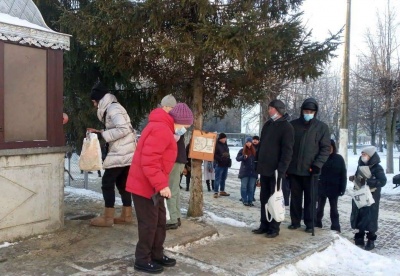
218, 133, 227, 140
252, 135, 260, 141
245, 137, 252, 143
269, 99, 286, 115
91, 82, 109, 101
169, 103, 194, 125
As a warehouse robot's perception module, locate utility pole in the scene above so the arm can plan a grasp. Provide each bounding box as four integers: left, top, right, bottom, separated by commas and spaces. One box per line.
339, 0, 351, 167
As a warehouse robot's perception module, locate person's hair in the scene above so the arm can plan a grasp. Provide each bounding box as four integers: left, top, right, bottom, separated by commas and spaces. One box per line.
330, 139, 337, 154
243, 143, 256, 156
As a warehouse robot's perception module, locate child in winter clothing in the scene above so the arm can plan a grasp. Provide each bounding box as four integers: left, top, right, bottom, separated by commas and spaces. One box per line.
349, 146, 386, 251
203, 160, 215, 192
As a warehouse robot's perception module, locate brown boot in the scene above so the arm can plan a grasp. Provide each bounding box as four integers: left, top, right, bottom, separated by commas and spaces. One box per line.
90, 207, 114, 227
114, 206, 133, 224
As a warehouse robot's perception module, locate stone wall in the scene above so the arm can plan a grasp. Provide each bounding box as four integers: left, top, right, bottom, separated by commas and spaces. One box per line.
0, 147, 66, 242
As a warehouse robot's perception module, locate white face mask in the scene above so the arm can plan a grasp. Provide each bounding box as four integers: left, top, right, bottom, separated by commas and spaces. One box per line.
271, 113, 279, 120
361, 156, 369, 164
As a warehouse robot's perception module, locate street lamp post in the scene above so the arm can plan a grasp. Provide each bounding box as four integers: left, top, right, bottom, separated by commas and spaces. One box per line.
339, 0, 351, 167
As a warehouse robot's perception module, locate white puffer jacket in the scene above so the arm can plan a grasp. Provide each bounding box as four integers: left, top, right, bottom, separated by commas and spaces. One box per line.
97, 93, 136, 169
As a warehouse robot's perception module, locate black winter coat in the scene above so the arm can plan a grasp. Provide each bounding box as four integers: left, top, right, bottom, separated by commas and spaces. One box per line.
287, 99, 330, 176
256, 114, 294, 176
214, 140, 230, 167
318, 153, 347, 197
350, 152, 387, 233
236, 148, 258, 179
175, 136, 187, 164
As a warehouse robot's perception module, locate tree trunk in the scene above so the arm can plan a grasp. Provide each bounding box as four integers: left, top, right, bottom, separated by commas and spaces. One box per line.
352, 125, 358, 155
385, 97, 395, 174
187, 75, 204, 217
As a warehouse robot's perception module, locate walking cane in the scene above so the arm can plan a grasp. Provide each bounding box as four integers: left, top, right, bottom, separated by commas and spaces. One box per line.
311, 174, 316, 236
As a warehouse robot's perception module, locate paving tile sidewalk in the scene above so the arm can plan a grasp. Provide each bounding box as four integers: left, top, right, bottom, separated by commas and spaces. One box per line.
2, 169, 398, 275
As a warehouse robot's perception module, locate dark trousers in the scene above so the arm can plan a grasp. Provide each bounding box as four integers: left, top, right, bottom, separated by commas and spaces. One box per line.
132, 194, 166, 264
282, 178, 291, 206
289, 175, 317, 228
316, 195, 340, 230
259, 175, 281, 234
102, 166, 132, 207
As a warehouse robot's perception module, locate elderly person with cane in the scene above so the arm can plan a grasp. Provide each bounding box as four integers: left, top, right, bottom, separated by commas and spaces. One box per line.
286, 98, 330, 234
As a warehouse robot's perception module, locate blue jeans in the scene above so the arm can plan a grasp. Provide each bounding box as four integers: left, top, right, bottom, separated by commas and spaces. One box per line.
241, 177, 256, 204
214, 166, 228, 193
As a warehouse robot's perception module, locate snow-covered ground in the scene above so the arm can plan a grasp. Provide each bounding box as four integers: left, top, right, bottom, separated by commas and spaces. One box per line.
26, 146, 399, 275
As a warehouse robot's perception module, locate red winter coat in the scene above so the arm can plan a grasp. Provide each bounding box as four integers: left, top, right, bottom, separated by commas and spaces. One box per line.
125, 108, 177, 199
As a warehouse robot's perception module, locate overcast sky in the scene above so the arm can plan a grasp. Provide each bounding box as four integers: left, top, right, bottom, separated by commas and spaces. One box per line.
301, 0, 400, 67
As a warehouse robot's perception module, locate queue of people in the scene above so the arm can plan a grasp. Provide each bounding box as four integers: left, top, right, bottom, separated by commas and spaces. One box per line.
84, 84, 386, 273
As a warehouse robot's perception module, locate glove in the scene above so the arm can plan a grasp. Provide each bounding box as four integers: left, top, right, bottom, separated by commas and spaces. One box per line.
310, 165, 320, 174
278, 171, 285, 180
360, 178, 366, 186
349, 176, 355, 182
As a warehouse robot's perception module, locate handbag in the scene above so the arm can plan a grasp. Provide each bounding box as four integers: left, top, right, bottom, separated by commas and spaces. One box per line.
265, 177, 285, 222
79, 132, 103, 171
352, 184, 375, 209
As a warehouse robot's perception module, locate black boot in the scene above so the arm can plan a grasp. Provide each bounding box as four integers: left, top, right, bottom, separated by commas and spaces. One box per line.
354, 232, 365, 246
365, 233, 377, 251
365, 240, 375, 251
206, 180, 211, 192
211, 180, 215, 190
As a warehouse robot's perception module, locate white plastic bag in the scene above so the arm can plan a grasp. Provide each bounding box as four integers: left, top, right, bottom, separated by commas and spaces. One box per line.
79, 132, 102, 171
164, 198, 170, 220
265, 177, 285, 222
352, 184, 375, 209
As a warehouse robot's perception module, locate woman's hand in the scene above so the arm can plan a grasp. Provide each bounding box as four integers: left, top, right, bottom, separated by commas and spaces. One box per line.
87, 128, 103, 134
160, 187, 171, 198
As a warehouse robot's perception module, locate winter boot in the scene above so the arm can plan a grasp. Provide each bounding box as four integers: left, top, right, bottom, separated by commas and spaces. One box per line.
114, 206, 133, 224
211, 180, 215, 190
365, 240, 375, 251
354, 232, 365, 246
90, 207, 115, 227
206, 180, 211, 192
365, 233, 377, 251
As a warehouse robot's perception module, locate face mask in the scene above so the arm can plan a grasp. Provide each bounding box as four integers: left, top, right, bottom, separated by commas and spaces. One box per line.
175, 126, 186, 136
361, 156, 369, 164
303, 114, 314, 122
271, 113, 279, 120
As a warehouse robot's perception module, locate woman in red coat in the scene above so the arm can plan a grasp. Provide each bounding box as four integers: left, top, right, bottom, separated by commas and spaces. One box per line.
126, 103, 193, 274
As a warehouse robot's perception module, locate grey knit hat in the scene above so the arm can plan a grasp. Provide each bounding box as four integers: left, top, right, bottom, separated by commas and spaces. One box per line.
160, 94, 177, 108
361, 146, 376, 157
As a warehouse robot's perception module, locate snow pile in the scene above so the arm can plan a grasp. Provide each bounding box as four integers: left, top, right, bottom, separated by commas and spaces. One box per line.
272, 235, 400, 276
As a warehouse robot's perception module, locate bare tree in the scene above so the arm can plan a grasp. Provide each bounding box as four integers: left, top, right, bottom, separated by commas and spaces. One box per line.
358, 2, 400, 173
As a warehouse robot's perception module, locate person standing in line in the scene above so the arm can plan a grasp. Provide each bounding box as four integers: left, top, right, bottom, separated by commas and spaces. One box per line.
236, 137, 258, 206
203, 160, 215, 192
252, 100, 294, 238
125, 102, 192, 273
252, 135, 260, 201
316, 139, 347, 233
87, 82, 136, 227
287, 98, 330, 233
213, 133, 231, 198
166, 103, 194, 230
349, 146, 386, 251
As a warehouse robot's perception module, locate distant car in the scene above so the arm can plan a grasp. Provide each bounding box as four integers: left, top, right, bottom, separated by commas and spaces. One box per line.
227, 139, 242, 147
